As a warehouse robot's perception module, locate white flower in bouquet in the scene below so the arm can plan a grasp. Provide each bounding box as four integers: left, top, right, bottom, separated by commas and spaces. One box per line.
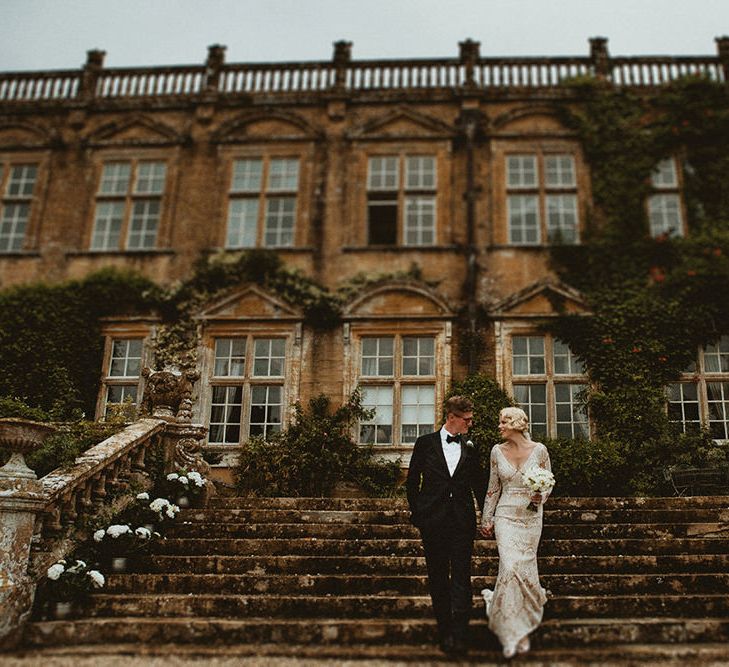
136, 492, 150, 501
106, 524, 133, 539
166, 473, 179, 481
135, 526, 152, 539
88, 570, 105, 589
93, 529, 106, 542
522, 466, 556, 512
47, 563, 65, 581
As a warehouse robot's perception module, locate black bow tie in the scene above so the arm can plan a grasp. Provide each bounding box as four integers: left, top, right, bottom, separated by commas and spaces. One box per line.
446, 433, 461, 444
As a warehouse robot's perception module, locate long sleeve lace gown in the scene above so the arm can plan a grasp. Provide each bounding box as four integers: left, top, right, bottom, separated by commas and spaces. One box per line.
480, 442, 551, 652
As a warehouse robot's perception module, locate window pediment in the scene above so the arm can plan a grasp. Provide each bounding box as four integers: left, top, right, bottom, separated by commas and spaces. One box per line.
196, 285, 302, 321
84, 115, 184, 147
0, 122, 53, 149
493, 106, 572, 135
211, 111, 322, 143
345, 281, 452, 319
492, 280, 588, 317
348, 107, 454, 141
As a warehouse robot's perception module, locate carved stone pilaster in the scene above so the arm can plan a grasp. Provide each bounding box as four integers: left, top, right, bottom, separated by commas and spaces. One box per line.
459, 39, 481, 89
590, 37, 610, 79
716, 37, 729, 84
161, 422, 215, 506
204, 44, 226, 92
0, 418, 53, 649
80, 49, 105, 100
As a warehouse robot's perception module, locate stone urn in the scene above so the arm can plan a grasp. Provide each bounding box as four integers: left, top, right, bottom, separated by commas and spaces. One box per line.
0, 418, 57, 480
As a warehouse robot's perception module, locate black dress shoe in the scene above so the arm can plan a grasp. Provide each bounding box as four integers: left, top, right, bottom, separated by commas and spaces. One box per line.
439, 634, 455, 655
451, 636, 468, 656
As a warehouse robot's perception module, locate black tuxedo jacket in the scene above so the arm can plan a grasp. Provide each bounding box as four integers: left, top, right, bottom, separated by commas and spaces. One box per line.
406, 430, 488, 537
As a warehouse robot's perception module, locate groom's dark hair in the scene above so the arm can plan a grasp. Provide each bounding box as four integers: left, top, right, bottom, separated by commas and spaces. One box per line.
444, 395, 473, 416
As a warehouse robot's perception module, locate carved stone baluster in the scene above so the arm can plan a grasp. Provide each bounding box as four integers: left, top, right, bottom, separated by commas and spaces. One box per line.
79, 478, 94, 513
60, 490, 78, 525
92, 473, 108, 508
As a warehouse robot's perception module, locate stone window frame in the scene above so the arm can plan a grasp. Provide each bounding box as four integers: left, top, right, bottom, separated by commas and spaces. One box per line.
365, 153, 438, 247
199, 323, 302, 448
647, 157, 686, 238
96, 321, 154, 420
345, 322, 451, 455
490, 141, 586, 248
497, 323, 590, 439
0, 152, 49, 253
222, 150, 306, 250
87, 151, 174, 252
668, 335, 729, 441
505, 152, 580, 245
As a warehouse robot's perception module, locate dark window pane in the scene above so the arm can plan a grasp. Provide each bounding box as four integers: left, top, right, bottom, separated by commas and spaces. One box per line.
368, 202, 398, 245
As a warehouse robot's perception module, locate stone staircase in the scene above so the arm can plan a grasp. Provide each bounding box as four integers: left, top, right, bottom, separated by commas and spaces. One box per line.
17, 495, 729, 663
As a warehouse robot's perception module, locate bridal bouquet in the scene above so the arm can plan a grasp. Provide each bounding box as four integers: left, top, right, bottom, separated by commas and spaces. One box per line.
522, 466, 556, 512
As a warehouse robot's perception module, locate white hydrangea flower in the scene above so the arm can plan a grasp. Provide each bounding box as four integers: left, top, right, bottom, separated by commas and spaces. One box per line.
47, 563, 65, 580
106, 524, 133, 539
88, 570, 105, 588
165, 504, 180, 519
135, 527, 152, 539
187, 471, 205, 487
136, 492, 150, 501
166, 473, 179, 481
149, 498, 169, 513
178, 476, 189, 486
93, 529, 106, 542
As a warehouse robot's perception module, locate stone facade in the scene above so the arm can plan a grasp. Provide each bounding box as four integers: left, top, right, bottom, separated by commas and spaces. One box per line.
1, 39, 727, 470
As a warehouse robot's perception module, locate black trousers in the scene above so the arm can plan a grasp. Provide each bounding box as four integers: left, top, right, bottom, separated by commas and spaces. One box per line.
420, 510, 474, 643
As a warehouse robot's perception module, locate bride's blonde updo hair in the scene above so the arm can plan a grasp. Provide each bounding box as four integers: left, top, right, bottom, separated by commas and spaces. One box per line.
499, 407, 530, 436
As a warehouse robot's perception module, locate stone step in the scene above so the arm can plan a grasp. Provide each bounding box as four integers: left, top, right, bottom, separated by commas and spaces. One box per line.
11, 641, 729, 666
143, 552, 729, 575
210, 495, 729, 510
152, 536, 729, 557
80, 593, 729, 620
104, 572, 729, 597
164, 520, 729, 540
181, 506, 729, 525
23, 616, 729, 649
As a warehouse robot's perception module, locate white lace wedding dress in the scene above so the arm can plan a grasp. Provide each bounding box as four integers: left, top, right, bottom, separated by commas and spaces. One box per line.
480, 442, 551, 653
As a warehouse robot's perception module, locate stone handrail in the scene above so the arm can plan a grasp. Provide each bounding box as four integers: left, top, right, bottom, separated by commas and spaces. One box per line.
0, 404, 213, 649
1, 37, 727, 104
36, 417, 167, 541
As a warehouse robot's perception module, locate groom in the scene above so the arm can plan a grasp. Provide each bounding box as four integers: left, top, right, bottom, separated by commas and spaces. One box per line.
406, 395, 487, 656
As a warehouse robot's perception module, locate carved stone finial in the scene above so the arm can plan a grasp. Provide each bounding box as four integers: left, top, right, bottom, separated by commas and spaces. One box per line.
141, 368, 199, 421
459, 39, 481, 63
333, 41, 353, 65
85, 49, 106, 69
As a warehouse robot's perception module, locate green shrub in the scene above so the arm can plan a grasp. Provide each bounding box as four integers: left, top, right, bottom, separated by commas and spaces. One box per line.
448, 374, 515, 468
234, 392, 401, 497
543, 437, 629, 496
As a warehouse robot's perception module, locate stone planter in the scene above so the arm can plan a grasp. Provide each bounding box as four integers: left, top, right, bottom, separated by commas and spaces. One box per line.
110, 557, 129, 573
0, 418, 57, 480
51, 601, 74, 620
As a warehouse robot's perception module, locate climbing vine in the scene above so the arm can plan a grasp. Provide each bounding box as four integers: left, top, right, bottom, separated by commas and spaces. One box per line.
547, 76, 729, 492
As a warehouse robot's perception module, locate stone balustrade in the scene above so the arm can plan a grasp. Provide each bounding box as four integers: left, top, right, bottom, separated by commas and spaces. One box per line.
0, 368, 214, 650
1, 37, 727, 105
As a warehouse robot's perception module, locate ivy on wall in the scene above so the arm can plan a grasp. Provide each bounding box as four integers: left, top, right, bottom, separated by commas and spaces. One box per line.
547, 76, 729, 492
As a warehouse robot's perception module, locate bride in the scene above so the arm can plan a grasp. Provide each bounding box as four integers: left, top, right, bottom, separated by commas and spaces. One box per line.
480, 407, 552, 658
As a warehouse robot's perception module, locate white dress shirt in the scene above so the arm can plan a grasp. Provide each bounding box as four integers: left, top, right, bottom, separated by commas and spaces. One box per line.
440, 426, 462, 477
